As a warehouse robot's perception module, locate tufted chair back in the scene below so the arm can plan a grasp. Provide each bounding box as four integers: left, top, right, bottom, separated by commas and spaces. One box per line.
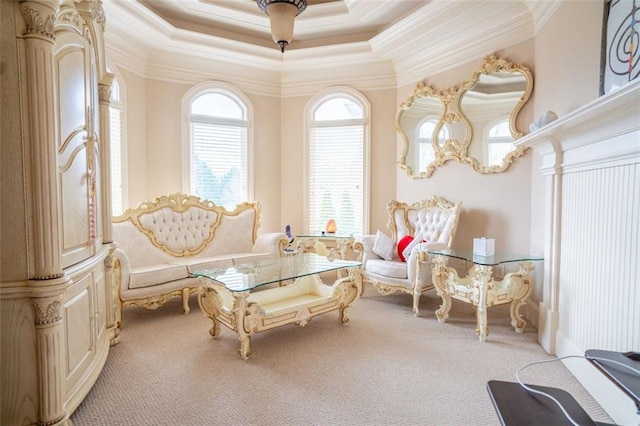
388, 197, 460, 246
360, 196, 461, 316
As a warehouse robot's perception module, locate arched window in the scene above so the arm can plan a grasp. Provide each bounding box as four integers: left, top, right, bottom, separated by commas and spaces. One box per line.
108, 66, 126, 216
183, 83, 252, 209
485, 118, 513, 166
306, 89, 369, 235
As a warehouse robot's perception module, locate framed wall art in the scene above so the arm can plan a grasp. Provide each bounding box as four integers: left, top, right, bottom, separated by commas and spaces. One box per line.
600, 0, 639, 95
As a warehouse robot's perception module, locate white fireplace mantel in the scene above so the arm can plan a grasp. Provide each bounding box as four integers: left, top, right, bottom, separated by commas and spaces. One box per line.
517, 79, 639, 425
517, 78, 640, 170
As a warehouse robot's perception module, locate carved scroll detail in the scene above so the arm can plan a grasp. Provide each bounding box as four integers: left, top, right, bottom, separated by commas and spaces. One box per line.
98, 84, 112, 104
95, 5, 106, 30
58, 9, 81, 28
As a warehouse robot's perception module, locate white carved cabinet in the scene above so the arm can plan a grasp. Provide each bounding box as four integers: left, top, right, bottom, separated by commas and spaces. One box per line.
1, 1, 117, 424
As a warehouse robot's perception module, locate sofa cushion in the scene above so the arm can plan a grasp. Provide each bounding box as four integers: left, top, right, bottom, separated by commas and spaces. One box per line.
366, 259, 408, 279
129, 264, 189, 289
373, 230, 395, 261
169, 257, 235, 274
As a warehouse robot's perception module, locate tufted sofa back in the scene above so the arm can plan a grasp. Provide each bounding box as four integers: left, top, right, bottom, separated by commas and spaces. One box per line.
137, 206, 221, 255
113, 193, 260, 268
388, 197, 461, 246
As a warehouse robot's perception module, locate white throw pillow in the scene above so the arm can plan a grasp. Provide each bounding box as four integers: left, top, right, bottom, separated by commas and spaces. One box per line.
373, 230, 395, 261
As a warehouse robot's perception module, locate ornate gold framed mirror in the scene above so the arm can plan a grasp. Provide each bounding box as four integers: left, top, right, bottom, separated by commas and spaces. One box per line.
397, 55, 533, 177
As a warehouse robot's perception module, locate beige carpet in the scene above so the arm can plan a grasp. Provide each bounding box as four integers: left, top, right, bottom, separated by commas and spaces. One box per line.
71, 289, 612, 426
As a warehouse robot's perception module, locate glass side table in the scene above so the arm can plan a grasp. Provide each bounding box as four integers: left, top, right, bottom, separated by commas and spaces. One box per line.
426, 248, 543, 342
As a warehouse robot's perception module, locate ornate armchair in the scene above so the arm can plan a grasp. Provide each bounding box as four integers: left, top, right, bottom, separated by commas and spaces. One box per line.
358, 197, 461, 316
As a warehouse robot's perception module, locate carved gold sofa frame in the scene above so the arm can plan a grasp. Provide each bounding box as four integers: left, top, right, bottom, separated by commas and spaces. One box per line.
112, 193, 288, 325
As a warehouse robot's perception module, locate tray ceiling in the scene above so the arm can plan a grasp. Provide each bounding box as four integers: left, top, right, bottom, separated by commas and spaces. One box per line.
102, 0, 561, 89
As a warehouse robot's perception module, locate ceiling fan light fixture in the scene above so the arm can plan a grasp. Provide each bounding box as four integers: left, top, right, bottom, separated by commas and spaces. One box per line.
257, 0, 307, 53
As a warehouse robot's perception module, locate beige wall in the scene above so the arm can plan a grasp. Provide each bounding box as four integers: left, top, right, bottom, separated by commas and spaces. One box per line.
280, 95, 305, 235
144, 79, 189, 197
251, 93, 282, 232
121, 68, 148, 208
527, 1, 604, 299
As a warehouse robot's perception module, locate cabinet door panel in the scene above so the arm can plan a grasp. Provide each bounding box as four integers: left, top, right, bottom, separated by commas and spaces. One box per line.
57, 48, 85, 142
57, 44, 93, 268
64, 277, 92, 388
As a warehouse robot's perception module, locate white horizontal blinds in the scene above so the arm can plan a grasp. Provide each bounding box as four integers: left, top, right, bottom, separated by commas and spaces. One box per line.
309, 95, 365, 236
109, 77, 124, 216
189, 91, 248, 210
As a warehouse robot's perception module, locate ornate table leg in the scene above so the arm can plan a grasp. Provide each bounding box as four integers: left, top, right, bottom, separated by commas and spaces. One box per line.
181, 287, 191, 314
198, 282, 223, 337
411, 251, 426, 316
432, 255, 453, 323
232, 291, 252, 360
337, 269, 362, 324
473, 265, 493, 342
507, 262, 534, 333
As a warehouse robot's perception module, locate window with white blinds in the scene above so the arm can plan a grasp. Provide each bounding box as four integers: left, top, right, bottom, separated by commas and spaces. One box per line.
109, 76, 126, 216
187, 89, 249, 209
307, 92, 368, 236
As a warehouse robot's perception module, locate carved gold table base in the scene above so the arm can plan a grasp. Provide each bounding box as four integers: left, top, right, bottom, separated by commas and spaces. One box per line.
198, 270, 362, 360
292, 236, 363, 261
431, 256, 534, 342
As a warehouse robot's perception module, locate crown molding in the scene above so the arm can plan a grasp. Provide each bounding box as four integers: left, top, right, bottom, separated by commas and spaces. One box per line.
281, 61, 397, 97
105, 36, 148, 77
143, 58, 283, 97
378, 1, 534, 87
524, 0, 563, 35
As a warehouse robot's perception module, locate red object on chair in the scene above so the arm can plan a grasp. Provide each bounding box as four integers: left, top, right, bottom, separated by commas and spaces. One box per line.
397, 235, 414, 262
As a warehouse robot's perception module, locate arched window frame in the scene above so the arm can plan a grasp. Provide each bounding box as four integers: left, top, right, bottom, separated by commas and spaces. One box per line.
107, 63, 127, 216
304, 87, 370, 235
483, 116, 512, 166
182, 82, 254, 207
416, 116, 450, 171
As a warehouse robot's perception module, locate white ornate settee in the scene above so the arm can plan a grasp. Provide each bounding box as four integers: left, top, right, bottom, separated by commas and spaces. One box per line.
358, 197, 461, 316
112, 193, 288, 323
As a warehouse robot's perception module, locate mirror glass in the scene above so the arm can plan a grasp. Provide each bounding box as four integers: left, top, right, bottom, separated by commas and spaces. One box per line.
399, 91, 447, 173
397, 55, 533, 177
396, 84, 446, 177
457, 69, 528, 169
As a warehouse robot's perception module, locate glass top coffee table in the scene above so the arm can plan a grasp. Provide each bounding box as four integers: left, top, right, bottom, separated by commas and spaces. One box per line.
191, 253, 362, 359
427, 248, 543, 342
